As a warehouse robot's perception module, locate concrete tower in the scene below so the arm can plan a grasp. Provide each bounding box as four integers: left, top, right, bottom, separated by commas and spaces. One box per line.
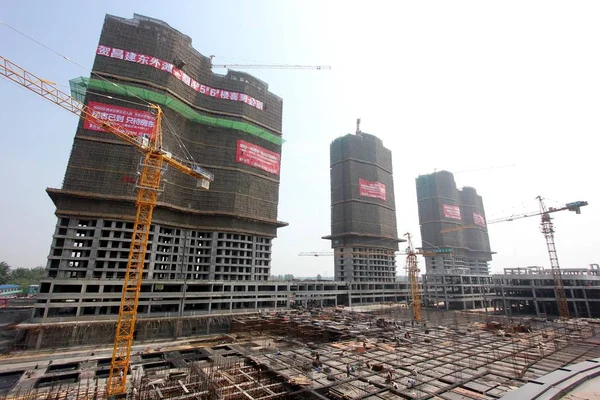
324, 129, 402, 282
416, 171, 492, 274
35, 14, 286, 321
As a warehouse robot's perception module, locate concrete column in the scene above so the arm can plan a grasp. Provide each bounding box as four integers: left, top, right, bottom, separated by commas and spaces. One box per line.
460, 280, 466, 310
501, 287, 508, 316
348, 285, 353, 308
582, 286, 592, 318
177, 228, 188, 281
571, 289, 579, 318
250, 236, 257, 281
209, 233, 218, 280
173, 319, 182, 339
85, 219, 102, 279
443, 278, 449, 310
35, 329, 44, 350
532, 288, 540, 316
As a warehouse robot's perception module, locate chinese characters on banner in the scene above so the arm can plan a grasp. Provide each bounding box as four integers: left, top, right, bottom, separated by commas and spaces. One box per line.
358, 179, 387, 201
236, 140, 280, 175
473, 212, 486, 227
96, 45, 264, 111
443, 204, 462, 220
84, 101, 155, 137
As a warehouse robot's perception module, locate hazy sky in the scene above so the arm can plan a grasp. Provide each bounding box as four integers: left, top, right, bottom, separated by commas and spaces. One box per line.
1, 1, 598, 277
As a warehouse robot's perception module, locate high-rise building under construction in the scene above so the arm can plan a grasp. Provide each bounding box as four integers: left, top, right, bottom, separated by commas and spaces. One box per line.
324, 128, 402, 282
416, 170, 492, 274
34, 14, 287, 320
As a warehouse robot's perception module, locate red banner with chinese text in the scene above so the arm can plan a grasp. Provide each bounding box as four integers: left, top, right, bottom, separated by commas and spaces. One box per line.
96, 45, 264, 111
443, 204, 462, 220
473, 212, 486, 227
358, 179, 386, 201
236, 140, 280, 175
84, 101, 155, 137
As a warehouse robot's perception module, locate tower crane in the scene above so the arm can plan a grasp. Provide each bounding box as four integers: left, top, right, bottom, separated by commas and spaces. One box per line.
405, 233, 422, 321
492, 198, 587, 319
438, 198, 588, 319
298, 248, 452, 258
209, 55, 331, 70
0, 56, 214, 397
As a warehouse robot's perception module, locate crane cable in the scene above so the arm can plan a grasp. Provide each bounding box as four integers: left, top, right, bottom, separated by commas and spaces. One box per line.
1, 19, 192, 161
69, 86, 151, 109
162, 116, 197, 167
0, 19, 153, 108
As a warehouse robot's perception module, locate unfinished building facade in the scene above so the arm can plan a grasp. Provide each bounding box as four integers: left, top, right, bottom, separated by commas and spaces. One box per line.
323, 132, 401, 283
416, 170, 492, 275
490, 265, 600, 318
35, 13, 287, 321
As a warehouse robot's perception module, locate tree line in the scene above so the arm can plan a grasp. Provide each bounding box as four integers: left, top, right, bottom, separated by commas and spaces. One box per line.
0, 261, 45, 290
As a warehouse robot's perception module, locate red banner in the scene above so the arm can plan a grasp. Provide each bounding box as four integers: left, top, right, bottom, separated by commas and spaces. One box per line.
473, 212, 486, 227
443, 204, 462, 220
236, 140, 280, 175
358, 179, 386, 201
84, 101, 155, 137
96, 45, 264, 111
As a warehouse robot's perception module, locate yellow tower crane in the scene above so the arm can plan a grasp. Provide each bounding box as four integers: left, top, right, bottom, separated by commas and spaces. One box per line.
404, 233, 422, 321
0, 56, 214, 397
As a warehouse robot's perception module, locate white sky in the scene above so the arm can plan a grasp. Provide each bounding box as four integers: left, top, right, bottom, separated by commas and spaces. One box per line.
0, 1, 598, 277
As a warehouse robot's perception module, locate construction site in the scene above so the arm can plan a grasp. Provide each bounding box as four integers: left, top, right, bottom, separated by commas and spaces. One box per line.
0, 9, 598, 400
2, 307, 600, 399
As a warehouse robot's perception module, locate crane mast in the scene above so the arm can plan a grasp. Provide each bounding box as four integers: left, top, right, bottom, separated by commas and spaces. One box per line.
537, 196, 570, 319
107, 122, 163, 395
208, 55, 331, 70
405, 233, 422, 321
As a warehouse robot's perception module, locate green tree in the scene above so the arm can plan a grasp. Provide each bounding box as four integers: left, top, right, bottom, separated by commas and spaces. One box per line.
0, 261, 10, 285
8, 267, 45, 290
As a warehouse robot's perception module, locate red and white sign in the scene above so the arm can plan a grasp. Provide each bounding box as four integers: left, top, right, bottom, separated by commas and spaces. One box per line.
96, 45, 264, 111
236, 140, 280, 175
473, 212, 486, 227
84, 101, 155, 137
358, 179, 386, 201
443, 204, 462, 220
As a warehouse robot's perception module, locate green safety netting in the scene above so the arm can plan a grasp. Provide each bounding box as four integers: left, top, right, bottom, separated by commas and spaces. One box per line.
69, 77, 284, 145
